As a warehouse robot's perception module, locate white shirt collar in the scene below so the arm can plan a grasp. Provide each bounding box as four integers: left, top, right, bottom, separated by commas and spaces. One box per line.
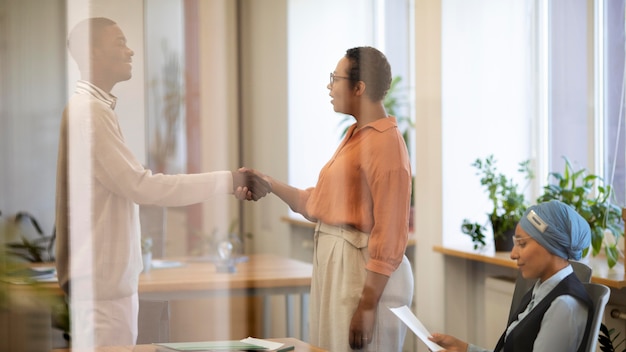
531, 264, 573, 305
75, 80, 117, 109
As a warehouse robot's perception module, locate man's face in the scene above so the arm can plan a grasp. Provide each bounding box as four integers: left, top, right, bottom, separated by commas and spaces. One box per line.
93, 24, 134, 84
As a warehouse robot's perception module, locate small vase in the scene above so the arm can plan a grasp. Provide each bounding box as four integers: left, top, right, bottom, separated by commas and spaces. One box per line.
142, 252, 152, 273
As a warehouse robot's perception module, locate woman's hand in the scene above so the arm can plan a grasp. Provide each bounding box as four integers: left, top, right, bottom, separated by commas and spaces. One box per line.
428, 333, 469, 352
349, 305, 377, 350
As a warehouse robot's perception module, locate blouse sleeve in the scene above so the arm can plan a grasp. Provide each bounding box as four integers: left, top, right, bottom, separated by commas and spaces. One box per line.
363, 128, 411, 276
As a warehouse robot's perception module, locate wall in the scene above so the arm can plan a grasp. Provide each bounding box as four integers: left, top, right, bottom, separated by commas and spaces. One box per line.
0, 0, 66, 235
239, 0, 290, 257
238, 0, 294, 337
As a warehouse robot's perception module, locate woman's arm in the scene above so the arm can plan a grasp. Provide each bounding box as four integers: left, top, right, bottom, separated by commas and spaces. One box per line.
349, 270, 389, 349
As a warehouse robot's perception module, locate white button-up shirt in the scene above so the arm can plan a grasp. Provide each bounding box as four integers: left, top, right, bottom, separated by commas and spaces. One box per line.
56, 80, 233, 300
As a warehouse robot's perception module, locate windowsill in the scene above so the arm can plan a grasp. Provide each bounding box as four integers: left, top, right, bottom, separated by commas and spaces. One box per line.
433, 244, 626, 289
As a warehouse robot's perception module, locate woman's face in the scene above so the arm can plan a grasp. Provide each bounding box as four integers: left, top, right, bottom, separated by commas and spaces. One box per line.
510, 224, 559, 282
327, 56, 355, 115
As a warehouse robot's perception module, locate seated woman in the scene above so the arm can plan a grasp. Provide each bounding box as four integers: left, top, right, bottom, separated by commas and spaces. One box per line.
430, 200, 594, 352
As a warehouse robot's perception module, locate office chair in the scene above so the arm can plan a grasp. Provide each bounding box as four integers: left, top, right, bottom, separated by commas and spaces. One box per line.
507, 260, 592, 322
582, 282, 611, 352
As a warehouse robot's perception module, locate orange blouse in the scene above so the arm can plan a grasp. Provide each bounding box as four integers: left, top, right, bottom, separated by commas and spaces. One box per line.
293, 117, 411, 277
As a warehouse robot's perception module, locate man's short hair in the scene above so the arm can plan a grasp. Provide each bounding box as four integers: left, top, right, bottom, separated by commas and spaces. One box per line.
67, 17, 117, 67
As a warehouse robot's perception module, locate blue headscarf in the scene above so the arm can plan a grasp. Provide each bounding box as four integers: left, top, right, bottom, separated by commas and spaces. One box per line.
519, 200, 591, 260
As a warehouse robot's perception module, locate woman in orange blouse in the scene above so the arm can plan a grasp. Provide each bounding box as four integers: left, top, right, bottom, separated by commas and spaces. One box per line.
241, 46, 413, 351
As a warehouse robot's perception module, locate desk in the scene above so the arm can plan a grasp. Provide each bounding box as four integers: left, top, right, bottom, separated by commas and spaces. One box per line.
12, 254, 313, 341
51, 337, 328, 352
140, 254, 313, 340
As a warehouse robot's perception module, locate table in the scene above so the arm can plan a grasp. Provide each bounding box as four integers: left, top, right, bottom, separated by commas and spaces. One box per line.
139, 254, 313, 340
51, 337, 328, 352
13, 254, 313, 341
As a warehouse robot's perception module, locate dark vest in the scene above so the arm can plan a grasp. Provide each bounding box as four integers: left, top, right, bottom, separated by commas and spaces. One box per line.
493, 273, 593, 352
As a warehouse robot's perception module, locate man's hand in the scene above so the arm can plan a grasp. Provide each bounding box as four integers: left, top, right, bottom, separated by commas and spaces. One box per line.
232, 168, 272, 201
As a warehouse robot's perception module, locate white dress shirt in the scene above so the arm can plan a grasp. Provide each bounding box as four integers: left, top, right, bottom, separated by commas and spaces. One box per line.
56, 80, 234, 301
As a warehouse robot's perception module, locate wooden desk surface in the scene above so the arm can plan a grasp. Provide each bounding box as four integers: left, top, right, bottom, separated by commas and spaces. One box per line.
14, 254, 313, 298
51, 337, 328, 352
139, 254, 312, 294
433, 245, 626, 289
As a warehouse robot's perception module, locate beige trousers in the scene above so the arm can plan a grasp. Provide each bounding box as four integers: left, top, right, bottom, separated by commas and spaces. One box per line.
309, 222, 414, 352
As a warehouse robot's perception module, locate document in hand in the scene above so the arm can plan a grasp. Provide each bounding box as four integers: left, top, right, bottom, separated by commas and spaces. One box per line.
155, 337, 293, 351
389, 305, 444, 351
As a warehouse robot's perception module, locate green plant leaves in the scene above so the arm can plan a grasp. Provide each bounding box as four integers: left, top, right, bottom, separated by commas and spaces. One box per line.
599, 322, 626, 352
539, 157, 623, 268
462, 155, 624, 268
461, 220, 486, 250
3, 211, 55, 263
463, 155, 533, 245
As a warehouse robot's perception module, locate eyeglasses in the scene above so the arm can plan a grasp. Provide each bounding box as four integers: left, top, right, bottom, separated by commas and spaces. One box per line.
513, 236, 534, 247
329, 72, 351, 86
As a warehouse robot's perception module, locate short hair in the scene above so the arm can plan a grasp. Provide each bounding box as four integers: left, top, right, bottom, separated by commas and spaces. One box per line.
344, 46, 392, 101
67, 17, 117, 66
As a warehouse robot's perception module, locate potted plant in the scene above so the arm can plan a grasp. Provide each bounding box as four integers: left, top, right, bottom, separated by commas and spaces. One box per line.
0, 211, 58, 350
462, 155, 534, 250
537, 158, 623, 268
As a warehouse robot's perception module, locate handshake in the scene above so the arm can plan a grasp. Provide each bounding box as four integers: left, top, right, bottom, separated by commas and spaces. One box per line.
231, 168, 272, 201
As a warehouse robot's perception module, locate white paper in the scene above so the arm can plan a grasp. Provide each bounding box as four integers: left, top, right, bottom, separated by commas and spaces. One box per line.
151, 260, 184, 269
240, 337, 283, 350
389, 305, 444, 351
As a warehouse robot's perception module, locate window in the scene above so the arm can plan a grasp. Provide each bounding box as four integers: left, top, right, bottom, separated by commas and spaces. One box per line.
548, 0, 626, 206
600, 0, 626, 206
443, 0, 626, 248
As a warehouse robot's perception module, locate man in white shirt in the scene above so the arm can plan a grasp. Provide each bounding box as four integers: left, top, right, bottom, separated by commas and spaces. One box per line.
55, 17, 268, 347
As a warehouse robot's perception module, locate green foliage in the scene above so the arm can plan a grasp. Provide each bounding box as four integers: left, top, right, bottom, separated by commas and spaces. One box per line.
599, 323, 626, 352
0, 211, 69, 341
462, 155, 534, 247
537, 158, 623, 268
461, 220, 487, 250
4, 212, 55, 263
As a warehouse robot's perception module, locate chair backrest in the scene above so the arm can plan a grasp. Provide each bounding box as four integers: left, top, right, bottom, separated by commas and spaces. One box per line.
507, 260, 593, 322
582, 282, 611, 352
